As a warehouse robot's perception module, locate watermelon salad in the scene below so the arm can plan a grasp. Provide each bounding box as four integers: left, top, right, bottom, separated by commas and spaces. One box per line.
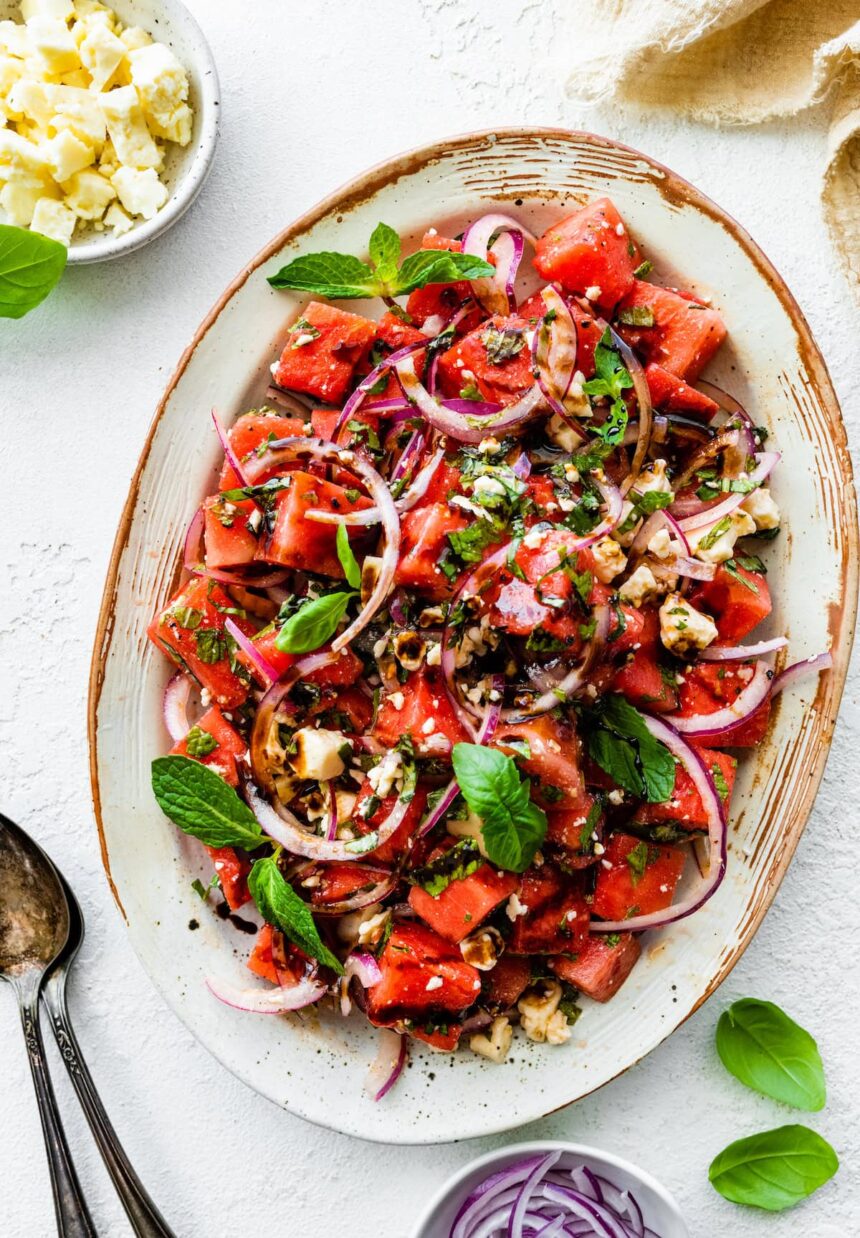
149, 198, 831, 1097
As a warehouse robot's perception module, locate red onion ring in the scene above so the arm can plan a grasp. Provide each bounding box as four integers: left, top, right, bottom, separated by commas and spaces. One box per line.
304, 447, 444, 527
626, 509, 690, 564
205, 972, 327, 1014
531, 286, 583, 428
666, 660, 772, 739
331, 340, 427, 442
163, 672, 192, 742
461, 213, 534, 315
183, 507, 289, 588
340, 949, 383, 1015
677, 452, 780, 532
249, 649, 339, 793
211, 408, 252, 489
225, 617, 281, 687
700, 637, 788, 662
610, 328, 653, 498
592, 715, 727, 933
395, 354, 546, 444
315, 872, 398, 917
366, 1028, 408, 1102
697, 380, 758, 456
323, 780, 338, 841
771, 650, 833, 695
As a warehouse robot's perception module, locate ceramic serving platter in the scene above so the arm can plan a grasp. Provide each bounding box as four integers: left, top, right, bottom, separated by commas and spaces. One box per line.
89, 128, 858, 1144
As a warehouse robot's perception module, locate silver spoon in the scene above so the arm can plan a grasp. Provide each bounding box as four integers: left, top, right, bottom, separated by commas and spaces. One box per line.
0, 813, 175, 1238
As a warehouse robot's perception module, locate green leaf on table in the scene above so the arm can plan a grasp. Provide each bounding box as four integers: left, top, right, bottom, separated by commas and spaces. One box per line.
708, 1125, 838, 1211
248, 856, 343, 974
583, 694, 675, 803
583, 328, 633, 446
0, 224, 67, 319
716, 998, 826, 1111
451, 743, 547, 872
267, 224, 494, 300
335, 522, 361, 589
151, 755, 265, 850
274, 591, 354, 654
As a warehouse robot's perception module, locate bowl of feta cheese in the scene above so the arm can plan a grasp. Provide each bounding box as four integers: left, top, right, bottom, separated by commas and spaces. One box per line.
0, 0, 219, 261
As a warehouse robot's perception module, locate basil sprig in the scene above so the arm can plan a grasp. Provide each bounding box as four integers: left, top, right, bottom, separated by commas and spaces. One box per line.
0, 224, 67, 319
717, 998, 826, 1111
583, 695, 675, 803
275, 591, 354, 654
451, 743, 547, 872
268, 222, 494, 300
708, 1126, 838, 1212
335, 522, 361, 589
248, 856, 343, 975
583, 329, 634, 446
151, 756, 264, 850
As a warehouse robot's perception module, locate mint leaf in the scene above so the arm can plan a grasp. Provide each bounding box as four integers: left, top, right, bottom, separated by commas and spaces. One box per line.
185, 725, 218, 758
0, 224, 67, 319
267, 251, 378, 298
709, 1126, 838, 1212
583, 329, 633, 446
335, 523, 361, 589
151, 755, 264, 849
451, 744, 547, 872
716, 999, 826, 1111
248, 856, 343, 974
584, 695, 675, 802
274, 591, 354, 654
368, 221, 400, 284
407, 839, 483, 897
267, 226, 494, 300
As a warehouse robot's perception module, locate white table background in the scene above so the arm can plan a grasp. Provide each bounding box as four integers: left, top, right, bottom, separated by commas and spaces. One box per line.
2, 2, 859, 1234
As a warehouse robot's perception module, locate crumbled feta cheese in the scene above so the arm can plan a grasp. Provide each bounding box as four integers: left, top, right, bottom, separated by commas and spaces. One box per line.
356, 908, 391, 948
27, 15, 81, 75
591, 536, 627, 583
546, 412, 582, 452
741, 486, 780, 531
648, 527, 673, 560
472, 474, 507, 499
99, 85, 160, 168
460, 926, 503, 971
518, 981, 571, 1045
289, 728, 349, 782
584, 285, 602, 302
506, 892, 529, 921
425, 975, 443, 992
521, 526, 546, 550
388, 690, 404, 711
633, 458, 672, 496
470, 1016, 513, 1063
607, 789, 625, 805
425, 641, 441, 667
687, 509, 756, 565
29, 195, 75, 243
61, 166, 114, 218
478, 436, 500, 454
563, 462, 580, 484
366, 749, 403, 798
659, 592, 718, 656
618, 563, 662, 609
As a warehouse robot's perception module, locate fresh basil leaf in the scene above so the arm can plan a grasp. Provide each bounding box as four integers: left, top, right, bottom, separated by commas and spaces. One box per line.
267, 251, 378, 298
274, 591, 354, 654
0, 224, 67, 319
368, 221, 401, 284
335, 522, 361, 589
451, 743, 547, 872
248, 856, 343, 974
716, 998, 826, 1111
584, 695, 676, 802
151, 755, 264, 850
708, 1125, 838, 1212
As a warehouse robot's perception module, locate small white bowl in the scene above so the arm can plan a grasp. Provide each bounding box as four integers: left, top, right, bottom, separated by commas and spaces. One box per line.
0, 0, 220, 263
409, 1141, 690, 1238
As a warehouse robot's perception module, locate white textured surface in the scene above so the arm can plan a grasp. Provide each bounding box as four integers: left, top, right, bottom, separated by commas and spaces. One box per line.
1, 1, 858, 1235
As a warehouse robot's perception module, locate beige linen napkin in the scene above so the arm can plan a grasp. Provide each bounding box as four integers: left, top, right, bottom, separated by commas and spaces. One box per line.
567, 0, 860, 299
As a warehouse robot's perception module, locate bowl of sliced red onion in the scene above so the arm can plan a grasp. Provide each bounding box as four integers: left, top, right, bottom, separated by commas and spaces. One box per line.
410, 1142, 688, 1238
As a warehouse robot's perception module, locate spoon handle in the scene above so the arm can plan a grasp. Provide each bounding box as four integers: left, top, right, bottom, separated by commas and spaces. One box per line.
42, 971, 176, 1238
18, 985, 98, 1238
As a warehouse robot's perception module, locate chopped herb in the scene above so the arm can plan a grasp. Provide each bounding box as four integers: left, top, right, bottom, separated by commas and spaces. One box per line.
172, 605, 202, 630
632, 260, 652, 278
185, 726, 219, 757
712, 763, 731, 799
448, 518, 504, 565
525, 628, 566, 654
459, 380, 483, 401
618, 306, 654, 327
408, 839, 483, 897
698, 515, 733, 551
626, 840, 650, 885
481, 324, 526, 366
194, 628, 228, 664
288, 315, 321, 346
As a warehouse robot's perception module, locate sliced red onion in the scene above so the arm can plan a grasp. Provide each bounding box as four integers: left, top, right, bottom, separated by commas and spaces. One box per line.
610, 328, 653, 498
341, 950, 383, 1015
332, 339, 427, 441
700, 637, 788, 662
205, 973, 327, 1014
511, 1152, 562, 1238
249, 649, 339, 793
532, 286, 582, 427
593, 715, 726, 934
666, 660, 772, 740
323, 780, 338, 841
225, 617, 281, 687
314, 871, 397, 917
417, 679, 504, 838
669, 556, 716, 582
508, 604, 610, 719
163, 672, 192, 742
211, 408, 252, 489
264, 385, 314, 415
366, 1028, 408, 1102
396, 354, 545, 444
461, 213, 534, 315
678, 452, 780, 532
390, 428, 425, 484
304, 447, 444, 527
512, 451, 532, 480
696, 380, 758, 456
771, 650, 833, 695
627, 509, 690, 564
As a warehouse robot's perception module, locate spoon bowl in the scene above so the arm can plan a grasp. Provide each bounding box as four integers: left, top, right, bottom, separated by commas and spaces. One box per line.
0, 816, 69, 983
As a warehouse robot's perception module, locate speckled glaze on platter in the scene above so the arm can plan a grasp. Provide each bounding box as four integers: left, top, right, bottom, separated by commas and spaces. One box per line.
88, 128, 858, 1144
